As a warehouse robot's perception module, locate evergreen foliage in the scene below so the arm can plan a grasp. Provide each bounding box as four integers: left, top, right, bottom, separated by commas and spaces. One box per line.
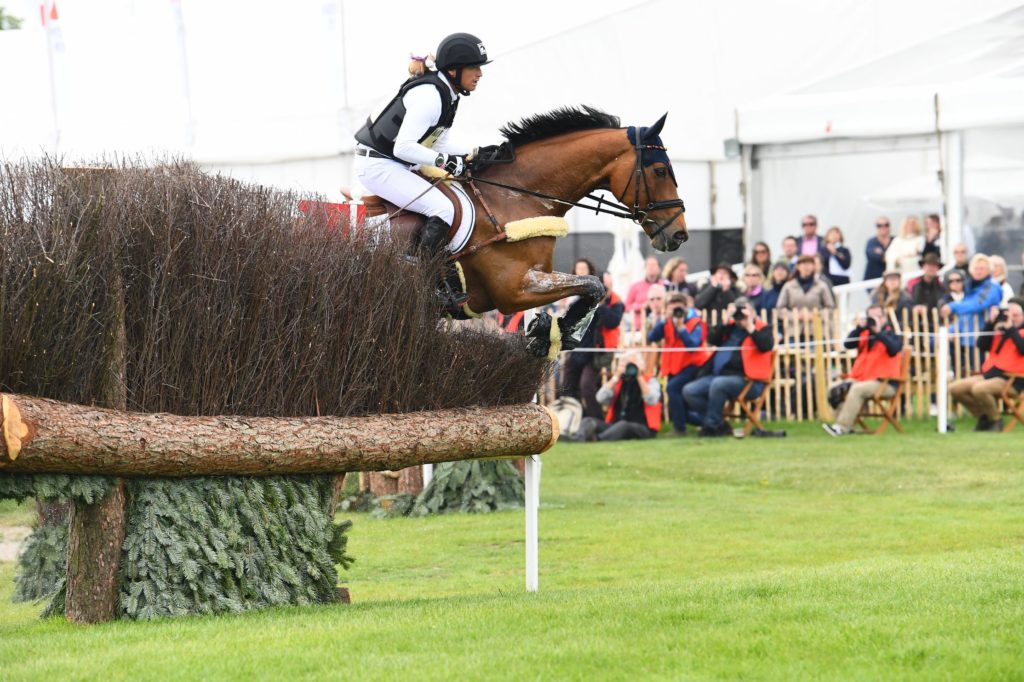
411, 461, 525, 515
12, 519, 68, 603
0, 159, 548, 619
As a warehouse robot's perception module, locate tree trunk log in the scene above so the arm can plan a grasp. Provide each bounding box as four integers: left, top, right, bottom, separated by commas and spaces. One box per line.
0, 395, 558, 477
66, 481, 126, 624
368, 466, 424, 497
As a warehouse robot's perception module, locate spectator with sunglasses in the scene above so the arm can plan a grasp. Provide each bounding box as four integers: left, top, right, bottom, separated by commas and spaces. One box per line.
749, 242, 772, 277
796, 215, 828, 262
865, 217, 893, 280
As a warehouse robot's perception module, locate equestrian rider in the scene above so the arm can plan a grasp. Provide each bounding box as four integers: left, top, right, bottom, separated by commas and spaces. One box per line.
354, 33, 490, 307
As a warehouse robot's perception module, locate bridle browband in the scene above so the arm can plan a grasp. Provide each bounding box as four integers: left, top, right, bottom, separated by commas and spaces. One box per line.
461, 134, 686, 242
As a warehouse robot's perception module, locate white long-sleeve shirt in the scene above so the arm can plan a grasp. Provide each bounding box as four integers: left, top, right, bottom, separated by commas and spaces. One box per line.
392, 77, 472, 167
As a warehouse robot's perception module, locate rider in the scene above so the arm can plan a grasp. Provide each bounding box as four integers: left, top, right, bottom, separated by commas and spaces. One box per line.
354, 32, 491, 310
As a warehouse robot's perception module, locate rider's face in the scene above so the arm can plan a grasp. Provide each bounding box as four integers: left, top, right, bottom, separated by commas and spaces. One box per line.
454, 66, 482, 92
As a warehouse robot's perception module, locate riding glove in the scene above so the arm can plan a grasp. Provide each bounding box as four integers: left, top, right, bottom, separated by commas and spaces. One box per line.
436, 153, 469, 177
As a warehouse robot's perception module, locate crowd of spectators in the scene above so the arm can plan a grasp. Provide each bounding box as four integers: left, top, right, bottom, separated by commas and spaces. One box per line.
550, 211, 1023, 441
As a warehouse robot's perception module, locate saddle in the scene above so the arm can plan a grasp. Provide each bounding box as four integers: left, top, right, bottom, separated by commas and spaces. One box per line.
361, 173, 463, 249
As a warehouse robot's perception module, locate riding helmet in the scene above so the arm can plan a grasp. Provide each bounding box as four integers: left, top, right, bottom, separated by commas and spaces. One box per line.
435, 32, 492, 70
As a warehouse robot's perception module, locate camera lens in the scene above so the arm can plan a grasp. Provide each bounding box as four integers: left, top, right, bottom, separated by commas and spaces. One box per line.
624, 363, 639, 378
672, 307, 685, 318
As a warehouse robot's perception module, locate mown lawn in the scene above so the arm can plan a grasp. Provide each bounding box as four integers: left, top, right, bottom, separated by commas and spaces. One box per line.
1, 420, 1023, 680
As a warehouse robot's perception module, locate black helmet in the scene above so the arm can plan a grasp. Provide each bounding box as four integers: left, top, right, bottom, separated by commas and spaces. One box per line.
435, 32, 492, 70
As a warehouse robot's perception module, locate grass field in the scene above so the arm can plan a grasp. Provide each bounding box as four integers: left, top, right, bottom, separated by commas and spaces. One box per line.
1, 421, 1023, 680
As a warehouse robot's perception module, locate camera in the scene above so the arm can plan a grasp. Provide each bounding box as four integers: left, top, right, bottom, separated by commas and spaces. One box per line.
733, 310, 746, 323
672, 307, 685, 319
623, 362, 639, 379
995, 309, 1008, 324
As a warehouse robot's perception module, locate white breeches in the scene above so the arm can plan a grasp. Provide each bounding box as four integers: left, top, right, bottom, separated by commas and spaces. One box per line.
354, 155, 455, 224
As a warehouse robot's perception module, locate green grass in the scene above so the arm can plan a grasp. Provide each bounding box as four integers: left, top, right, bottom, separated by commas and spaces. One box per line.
1, 420, 1023, 680
0, 499, 35, 528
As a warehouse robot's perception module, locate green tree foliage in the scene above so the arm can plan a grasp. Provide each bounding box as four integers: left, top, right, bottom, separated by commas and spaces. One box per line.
0, 7, 24, 30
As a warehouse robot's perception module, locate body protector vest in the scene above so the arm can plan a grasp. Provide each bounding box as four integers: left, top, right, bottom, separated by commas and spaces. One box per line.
355, 71, 459, 159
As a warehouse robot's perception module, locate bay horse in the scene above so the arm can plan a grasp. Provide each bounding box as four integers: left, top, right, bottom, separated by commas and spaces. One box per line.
384, 106, 689, 358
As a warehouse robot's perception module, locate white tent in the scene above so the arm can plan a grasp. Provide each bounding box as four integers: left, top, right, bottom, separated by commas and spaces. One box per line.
736, 5, 1024, 273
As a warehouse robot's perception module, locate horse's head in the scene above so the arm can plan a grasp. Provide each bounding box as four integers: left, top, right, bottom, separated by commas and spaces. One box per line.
611, 113, 688, 252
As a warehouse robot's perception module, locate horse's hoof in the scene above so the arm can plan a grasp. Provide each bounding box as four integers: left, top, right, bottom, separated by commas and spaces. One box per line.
525, 313, 553, 358
557, 318, 580, 352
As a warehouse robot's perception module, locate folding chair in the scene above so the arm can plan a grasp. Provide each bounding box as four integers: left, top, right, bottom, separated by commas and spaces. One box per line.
724, 351, 777, 437
855, 348, 912, 434
1000, 374, 1024, 432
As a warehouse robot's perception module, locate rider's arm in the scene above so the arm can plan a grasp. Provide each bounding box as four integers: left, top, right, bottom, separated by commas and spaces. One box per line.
431, 128, 473, 157
392, 86, 448, 167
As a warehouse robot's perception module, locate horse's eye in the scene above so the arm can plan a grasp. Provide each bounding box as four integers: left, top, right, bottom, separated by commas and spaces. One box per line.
654, 167, 667, 178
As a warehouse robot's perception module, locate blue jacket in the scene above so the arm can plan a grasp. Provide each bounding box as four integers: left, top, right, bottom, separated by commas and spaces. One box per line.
864, 236, 888, 280
947, 276, 1002, 347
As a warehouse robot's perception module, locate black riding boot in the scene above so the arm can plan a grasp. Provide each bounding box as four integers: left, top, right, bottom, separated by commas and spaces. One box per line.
418, 216, 469, 314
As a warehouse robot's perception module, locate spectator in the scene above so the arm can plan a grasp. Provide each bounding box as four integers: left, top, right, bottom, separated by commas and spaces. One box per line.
989, 255, 1015, 304
559, 266, 625, 420
648, 292, 711, 436
823, 226, 853, 286
662, 256, 695, 298
683, 297, 775, 437
761, 261, 791, 312
922, 213, 942, 260
885, 216, 924, 275
625, 256, 666, 328
951, 242, 970, 271
781, 235, 798, 268
864, 216, 893, 280
940, 254, 1003, 355
749, 241, 772, 276
1020, 252, 1024, 297
871, 270, 913, 321
822, 304, 904, 437
940, 268, 972, 370
644, 283, 667, 325
909, 253, 946, 316
776, 254, 836, 318
694, 263, 740, 321
741, 264, 771, 315
949, 300, 1024, 432
796, 214, 828, 260
571, 352, 662, 442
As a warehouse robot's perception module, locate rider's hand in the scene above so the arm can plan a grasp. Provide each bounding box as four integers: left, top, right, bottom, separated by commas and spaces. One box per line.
436, 153, 469, 177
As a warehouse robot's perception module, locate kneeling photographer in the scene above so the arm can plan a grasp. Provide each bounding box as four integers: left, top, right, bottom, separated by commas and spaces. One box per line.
822, 304, 904, 436
572, 352, 662, 442
647, 292, 711, 437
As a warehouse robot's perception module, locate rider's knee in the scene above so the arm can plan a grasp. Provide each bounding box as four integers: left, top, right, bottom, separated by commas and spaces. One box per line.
423, 203, 456, 225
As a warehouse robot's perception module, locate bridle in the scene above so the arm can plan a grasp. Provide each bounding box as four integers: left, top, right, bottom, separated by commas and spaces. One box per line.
462, 135, 686, 242
617, 137, 687, 243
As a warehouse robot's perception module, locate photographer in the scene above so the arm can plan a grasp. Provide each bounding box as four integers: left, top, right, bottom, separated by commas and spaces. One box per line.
647, 292, 711, 436
949, 300, 1024, 432
694, 263, 740, 319
822, 305, 904, 437
571, 352, 662, 442
683, 297, 774, 437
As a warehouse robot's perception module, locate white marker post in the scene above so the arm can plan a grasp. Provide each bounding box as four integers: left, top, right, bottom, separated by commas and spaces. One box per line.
937, 326, 949, 433
523, 308, 542, 593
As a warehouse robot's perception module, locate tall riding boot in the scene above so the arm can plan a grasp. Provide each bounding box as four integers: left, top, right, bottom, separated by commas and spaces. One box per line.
418, 216, 469, 313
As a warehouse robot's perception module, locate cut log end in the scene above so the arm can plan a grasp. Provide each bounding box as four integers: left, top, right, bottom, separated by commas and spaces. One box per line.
1, 395, 36, 463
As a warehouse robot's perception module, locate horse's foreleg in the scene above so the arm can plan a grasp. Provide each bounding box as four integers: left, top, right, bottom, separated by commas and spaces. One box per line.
504, 270, 605, 359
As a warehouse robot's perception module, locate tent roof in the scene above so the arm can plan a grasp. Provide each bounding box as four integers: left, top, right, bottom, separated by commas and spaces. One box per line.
737, 5, 1024, 144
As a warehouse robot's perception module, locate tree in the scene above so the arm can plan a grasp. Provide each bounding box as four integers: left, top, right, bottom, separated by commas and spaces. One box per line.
0, 7, 23, 30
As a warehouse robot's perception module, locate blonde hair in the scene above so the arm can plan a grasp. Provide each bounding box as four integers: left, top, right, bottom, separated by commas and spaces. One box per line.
825, 226, 844, 243
872, 276, 902, 310
662, 256, 687, 281
407, 54, 435, 78
898, 216, 921, 238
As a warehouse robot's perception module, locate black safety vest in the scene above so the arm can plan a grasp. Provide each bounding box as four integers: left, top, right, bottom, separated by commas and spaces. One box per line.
354, 71, 459, 159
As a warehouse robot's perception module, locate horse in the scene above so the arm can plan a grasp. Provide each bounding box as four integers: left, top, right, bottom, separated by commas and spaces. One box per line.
372, 106, 689, 358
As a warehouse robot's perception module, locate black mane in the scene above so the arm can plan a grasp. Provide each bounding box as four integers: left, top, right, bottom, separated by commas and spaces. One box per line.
499, 106, 621, 147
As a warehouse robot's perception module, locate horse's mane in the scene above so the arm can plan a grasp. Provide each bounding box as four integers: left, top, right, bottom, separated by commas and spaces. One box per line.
499, 106, 621, 147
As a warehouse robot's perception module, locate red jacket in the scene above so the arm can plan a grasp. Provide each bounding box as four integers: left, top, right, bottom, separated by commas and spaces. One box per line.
982, 329, 1024, 375
596, 292, 623, 351
661, 316, 711, 377
604, 374, 663, 431
740, 319, 774, 381
847, 329, 902, 381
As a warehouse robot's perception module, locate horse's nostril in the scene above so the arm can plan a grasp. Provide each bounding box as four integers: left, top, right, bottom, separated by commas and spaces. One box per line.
676, 231, 689, 243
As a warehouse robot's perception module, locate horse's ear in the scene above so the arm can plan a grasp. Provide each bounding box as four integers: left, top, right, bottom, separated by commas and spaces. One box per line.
644, 112, 668, 141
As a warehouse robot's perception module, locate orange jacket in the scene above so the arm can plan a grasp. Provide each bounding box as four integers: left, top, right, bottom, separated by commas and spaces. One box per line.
661, 316, 712, 377
604, 374, 663, 431
982, 329, 1024, 375
847, 329, 902, 381
739, 319, 774, 381
596, 292, 623, 351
